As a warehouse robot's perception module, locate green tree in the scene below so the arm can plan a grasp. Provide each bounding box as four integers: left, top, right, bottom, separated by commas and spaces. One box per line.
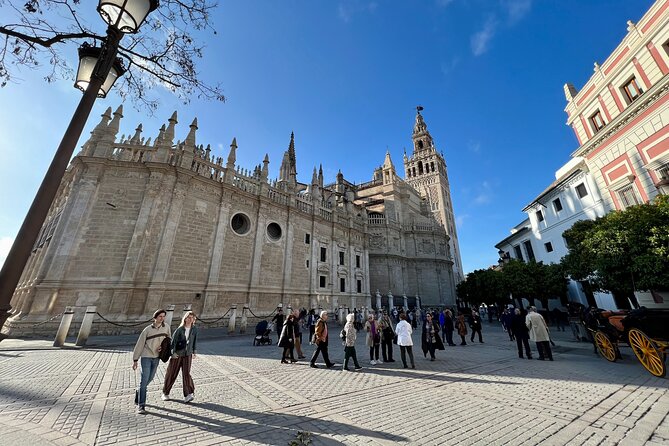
561, 195, 669, 308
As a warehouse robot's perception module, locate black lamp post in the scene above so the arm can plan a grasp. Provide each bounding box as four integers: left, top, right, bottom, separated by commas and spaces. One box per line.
0, 0, 158, 339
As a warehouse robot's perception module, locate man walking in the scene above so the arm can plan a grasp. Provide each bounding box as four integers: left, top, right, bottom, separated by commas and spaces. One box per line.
310, 311, 336, 368
132, 309, 171, 414
470, 310, 484, 343
526, 306, 553, 361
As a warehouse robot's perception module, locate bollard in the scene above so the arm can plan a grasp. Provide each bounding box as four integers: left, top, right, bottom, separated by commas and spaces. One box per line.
53, 307, 75, 347
228, 305, 238, 334
239, 304, 249, 334
338, 306, 345, 326
376, 294, 382, 311
416, 295, 421, 310
388, 291, 394, 311
75, 306, 97, 347
164, 305, 176, 328
403, 294, 408, 310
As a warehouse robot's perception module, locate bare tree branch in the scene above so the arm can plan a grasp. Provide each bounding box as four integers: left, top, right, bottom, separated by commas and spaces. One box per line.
0, 0, 225, 111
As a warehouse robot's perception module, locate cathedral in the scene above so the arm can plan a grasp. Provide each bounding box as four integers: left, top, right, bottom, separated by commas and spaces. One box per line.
5, 107, 462, 335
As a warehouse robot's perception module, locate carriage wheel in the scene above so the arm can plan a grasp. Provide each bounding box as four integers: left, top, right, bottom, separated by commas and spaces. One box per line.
628, 328, 666, 378
595, 331, 618, 362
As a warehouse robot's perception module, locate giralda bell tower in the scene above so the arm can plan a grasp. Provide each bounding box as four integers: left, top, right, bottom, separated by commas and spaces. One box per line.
403, 106, 463, 283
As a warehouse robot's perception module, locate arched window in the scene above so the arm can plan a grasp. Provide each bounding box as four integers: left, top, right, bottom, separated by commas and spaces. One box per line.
431, 161, 435, 172
418, 140, 424, 149
418, 161, 424, 175
412, 167, 416, 176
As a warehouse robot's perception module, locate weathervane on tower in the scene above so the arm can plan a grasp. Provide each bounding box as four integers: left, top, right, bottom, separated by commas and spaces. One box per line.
416, 105, 424, 114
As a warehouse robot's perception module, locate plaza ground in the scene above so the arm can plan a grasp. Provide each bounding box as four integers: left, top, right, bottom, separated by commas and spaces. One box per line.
0, 322, 667, 445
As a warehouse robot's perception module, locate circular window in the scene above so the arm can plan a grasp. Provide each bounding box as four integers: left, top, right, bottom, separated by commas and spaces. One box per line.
267, 222, 282, 241
231, 213, 251, 235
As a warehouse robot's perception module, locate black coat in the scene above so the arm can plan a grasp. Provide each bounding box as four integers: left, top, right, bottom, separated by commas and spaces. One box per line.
421, 321, 445, 355
278, 319, 295, 348
510, 314, 529, 338
444, 315, 454, 331
470, 315, 482, 330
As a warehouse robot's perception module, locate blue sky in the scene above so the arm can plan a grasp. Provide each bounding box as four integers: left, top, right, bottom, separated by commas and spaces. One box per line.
0, 0, 656, 273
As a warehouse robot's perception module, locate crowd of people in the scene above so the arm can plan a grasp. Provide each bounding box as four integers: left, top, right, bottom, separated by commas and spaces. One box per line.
131, 303, 557, 414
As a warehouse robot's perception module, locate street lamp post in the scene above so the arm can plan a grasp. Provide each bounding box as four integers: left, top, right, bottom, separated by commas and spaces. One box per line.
0, 0, 158, 339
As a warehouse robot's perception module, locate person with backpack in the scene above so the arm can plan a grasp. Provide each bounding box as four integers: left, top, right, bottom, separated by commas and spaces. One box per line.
341, 313, 362, 371
162, 310, 198, 403
132, 309, 171, 414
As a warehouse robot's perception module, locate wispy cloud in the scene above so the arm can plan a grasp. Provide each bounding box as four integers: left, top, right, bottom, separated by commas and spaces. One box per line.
502, 0, 532, 24
467, 140, 481, 153
0, 236, 13, 269
440, 57, 460, 76
455, 214, 469, 228
471, 17, 498, 56
338, 2, 378, 23
473, 181, 492, 204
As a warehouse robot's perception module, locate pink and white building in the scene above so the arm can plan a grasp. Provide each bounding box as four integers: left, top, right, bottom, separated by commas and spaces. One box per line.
566, 0, 669, 206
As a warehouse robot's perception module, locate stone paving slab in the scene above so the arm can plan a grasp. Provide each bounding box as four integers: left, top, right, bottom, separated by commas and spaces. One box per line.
0, 323, 667, 445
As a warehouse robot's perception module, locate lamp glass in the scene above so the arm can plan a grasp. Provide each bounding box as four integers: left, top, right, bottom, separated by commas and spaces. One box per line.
99, 64, 123, 98
74, 54, 98, 94
98, 0, 156, 33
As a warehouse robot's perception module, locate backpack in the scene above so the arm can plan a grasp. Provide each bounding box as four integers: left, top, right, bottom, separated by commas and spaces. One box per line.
340, 328, 347, 342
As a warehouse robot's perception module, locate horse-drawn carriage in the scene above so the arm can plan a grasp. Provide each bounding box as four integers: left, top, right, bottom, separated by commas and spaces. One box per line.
584, 307, 669, 378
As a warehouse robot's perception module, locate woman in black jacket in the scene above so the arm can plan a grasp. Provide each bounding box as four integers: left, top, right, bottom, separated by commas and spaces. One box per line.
278, 314, 297, 363
162, 311, 198, 403
421, 313, 445, 361
510, 308, 532, 359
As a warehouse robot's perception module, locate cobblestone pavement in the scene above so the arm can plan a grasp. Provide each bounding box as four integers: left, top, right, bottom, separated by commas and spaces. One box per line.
0, 323, 667, 446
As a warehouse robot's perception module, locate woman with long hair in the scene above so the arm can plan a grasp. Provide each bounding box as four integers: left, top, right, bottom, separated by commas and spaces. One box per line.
162, 310, 198, 403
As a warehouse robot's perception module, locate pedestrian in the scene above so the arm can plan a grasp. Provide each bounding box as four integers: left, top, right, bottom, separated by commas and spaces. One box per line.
379, 311, 396, 363
470, 310, 484, 343
443, 309, 456, 346
552, 308, 566, 332
271, 308, 285, 343
364, 314, 381, 365
421, 313, 445, 361
162, 310, 198, 403
307, 309, 317, 343
310, 311, 336, 368
501, 309, 515, 341
395, 312, 416, 369
526, 306, 553, 361
293, 309, 305, 359
342, 313, 362, 371
455, 312, 468, 345
511, 308, 532, 359
132, 309, 171, 414
278, 313, 297, 364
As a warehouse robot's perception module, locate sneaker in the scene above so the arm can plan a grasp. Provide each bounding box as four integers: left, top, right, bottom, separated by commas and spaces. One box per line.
161, 393, 170, 401
184, 394, 194, 403
370, 360, 377, 365
342, 367, 350, 371
136, 406, 146, 414
354, 366, 363, 371
378, 359, 384, 363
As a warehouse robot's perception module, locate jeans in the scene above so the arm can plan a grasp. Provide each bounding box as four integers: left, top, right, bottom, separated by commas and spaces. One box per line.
369, 344, 379, 361
444, 330, 454, 345
515, 335, 532, 358
470, 328, 483, 342
310, 341, 332, 366
137, 357, 160, 408
381, 338, 394, 361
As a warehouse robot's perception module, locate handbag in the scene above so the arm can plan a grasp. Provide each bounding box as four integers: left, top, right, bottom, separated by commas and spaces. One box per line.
340, 328, 347, 342
175, 337, 187, 351
159, 336, 171, 363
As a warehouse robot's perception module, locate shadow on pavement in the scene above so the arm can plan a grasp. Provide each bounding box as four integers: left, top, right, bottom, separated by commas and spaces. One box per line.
148, 402, 406, 445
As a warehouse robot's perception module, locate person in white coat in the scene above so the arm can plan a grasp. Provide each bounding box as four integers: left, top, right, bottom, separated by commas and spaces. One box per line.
526, 306, 553, 361
395, 312, 415, 369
